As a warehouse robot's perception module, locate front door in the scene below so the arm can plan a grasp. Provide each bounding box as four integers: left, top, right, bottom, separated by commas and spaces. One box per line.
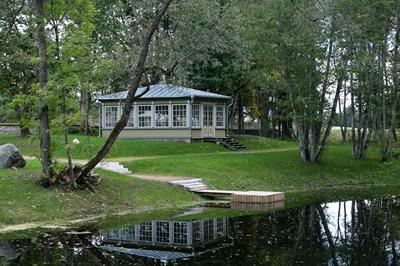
202, 105, 215, 138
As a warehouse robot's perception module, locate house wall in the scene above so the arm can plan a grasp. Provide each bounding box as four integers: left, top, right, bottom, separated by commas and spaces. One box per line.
100, 98, 228, 140
102, 128, 190, 139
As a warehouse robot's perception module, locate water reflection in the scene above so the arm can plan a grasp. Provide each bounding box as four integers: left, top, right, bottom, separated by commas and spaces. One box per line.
1, 198, 400, 265
101, 218, 231, 265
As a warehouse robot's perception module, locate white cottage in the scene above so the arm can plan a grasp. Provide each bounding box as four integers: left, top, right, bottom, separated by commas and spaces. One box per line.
97, 84, 231, 141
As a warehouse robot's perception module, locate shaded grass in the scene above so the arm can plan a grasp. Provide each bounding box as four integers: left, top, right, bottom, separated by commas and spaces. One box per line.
0, 133, 226, 159
125, 144, 400, 193
0, 160, 200, 226
233, 134, 296, 150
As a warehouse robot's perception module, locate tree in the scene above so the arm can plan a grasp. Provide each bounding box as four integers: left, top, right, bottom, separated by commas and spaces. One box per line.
34, 0, 53, 178
77, 0, 174, 180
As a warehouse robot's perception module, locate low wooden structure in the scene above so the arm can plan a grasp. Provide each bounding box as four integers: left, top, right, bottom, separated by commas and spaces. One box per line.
195, 189, 285, 205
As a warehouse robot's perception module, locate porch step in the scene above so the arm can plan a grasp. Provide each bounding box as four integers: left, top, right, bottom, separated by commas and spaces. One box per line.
205, 137, 247, 151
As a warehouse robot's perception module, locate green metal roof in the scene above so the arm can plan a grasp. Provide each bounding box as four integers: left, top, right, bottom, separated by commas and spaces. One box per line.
97, 84, 231, 101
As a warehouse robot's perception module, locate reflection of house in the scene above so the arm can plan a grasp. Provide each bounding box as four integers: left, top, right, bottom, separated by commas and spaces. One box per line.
97, 84, 231, 140
100, 218, 231, 264
103, 218, 228, 247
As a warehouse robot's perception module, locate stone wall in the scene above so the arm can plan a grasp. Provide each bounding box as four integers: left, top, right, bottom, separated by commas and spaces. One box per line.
0, 125, 20, 135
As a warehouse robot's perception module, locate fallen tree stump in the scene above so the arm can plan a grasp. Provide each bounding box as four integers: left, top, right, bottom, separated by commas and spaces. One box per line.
40, 165, 101, 192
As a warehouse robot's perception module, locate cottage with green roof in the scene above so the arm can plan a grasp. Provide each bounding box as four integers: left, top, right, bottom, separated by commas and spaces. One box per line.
96, 84, 231, 141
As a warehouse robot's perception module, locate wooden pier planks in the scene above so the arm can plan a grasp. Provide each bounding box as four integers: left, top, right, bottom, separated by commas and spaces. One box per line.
231, 191, 284, 203
196, 189, 285, 204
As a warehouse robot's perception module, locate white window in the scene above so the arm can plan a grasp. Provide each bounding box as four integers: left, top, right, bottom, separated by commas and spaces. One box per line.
104, 106, 119, 128
156, 221, 170, 243
203, 220, 214, 241
192, 105, 200, 127
173, 105, 187, 127
122, 106, 135, 128
138, 105, 152, 127
216, 105, 225, 128
139, 222, 153, 241
155, 105, 169, 127
173, 222, 188, 244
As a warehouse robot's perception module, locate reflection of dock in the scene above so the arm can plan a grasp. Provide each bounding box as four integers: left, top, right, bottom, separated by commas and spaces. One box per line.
231, 201, 285, 212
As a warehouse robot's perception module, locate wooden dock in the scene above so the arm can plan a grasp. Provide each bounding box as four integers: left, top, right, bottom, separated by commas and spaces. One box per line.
231, 201, 285, 212
195, 189, 284, 204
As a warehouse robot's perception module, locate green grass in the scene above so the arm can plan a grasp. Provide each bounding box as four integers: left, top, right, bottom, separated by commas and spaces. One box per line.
233, 135, 296, 150
0, 161, 200, 227
0, 133, 227, 159
125, 144, 400, 193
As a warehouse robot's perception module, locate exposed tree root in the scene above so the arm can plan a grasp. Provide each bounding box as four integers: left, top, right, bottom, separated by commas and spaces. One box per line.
39, 165, 101, 192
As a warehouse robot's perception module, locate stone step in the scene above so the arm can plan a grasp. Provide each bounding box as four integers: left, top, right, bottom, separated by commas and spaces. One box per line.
187, 184, 208, 192
183, 182, 207, 188
169, 179, 202, 185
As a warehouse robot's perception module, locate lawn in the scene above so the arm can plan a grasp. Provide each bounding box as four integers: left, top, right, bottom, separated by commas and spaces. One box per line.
0, 133, 298, 160
0, 160, 200, 227
0, 133, 227, 159
124, 144, 400, 194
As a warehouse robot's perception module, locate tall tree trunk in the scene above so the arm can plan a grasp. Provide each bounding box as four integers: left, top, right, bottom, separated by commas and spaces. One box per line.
316, 76, 343, 162
238, 91, 244, 134
79, 0, 173, 179
339, 80, 347, 143
80, 89, 89, 135
383, 14, 400, 161
350, 73, 357, 158
34, 0, 52, 178
316, 204, 339, 266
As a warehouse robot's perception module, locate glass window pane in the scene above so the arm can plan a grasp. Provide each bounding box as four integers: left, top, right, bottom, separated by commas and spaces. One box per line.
105, 106, 119, 128
192, 105, 200, 127
155, 105, 169, 127
138, 105, 152, 127
173, 105, 187, 127
216, 106, 224, 127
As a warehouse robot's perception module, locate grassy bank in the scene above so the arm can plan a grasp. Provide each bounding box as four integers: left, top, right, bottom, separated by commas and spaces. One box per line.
0, 133, 296, 160
125, 144, 400, 193
0, 160, 200, 227
0, 133, 226, 159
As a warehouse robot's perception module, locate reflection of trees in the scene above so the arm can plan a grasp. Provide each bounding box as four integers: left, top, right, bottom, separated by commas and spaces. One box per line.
2, 226, 109, 265
317, 199, 400, 265
210, 198, 400, 265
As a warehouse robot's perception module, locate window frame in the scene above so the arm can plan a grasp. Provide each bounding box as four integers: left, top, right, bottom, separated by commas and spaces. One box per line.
104, 106, 119, 129
121, 106, 135, 128
155, 104, 169, 128
215, 105, 225, 128
173, 104, 187, 128
138, 105, 152, 128
191, 104, 201, 128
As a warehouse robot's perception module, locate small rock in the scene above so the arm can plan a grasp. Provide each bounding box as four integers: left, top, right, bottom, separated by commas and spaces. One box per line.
0, 144, 26, 169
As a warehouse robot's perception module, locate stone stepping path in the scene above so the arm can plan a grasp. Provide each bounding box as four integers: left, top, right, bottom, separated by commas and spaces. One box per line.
96, 161, 208, 192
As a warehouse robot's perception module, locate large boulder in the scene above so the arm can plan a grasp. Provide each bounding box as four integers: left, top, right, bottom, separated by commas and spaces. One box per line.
0, 144, 26, 169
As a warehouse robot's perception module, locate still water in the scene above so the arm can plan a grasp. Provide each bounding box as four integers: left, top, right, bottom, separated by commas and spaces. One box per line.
1, 198, 400, 265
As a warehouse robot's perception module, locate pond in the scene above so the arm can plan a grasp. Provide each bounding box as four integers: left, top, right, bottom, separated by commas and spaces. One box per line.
1, 197, 400, 265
